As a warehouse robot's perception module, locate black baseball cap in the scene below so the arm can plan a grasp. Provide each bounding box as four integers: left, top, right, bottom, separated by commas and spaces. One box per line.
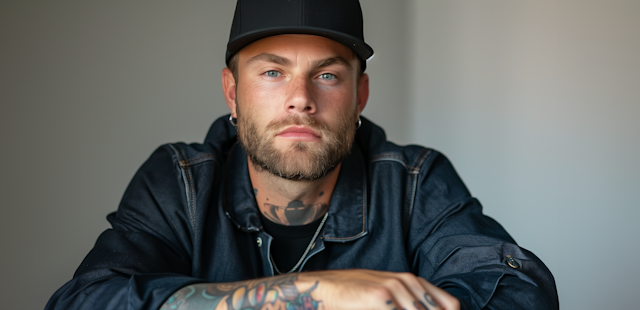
226, 0, 374, 71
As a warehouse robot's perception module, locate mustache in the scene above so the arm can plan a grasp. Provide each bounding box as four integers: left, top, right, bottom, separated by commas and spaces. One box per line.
265, 114, 328, 133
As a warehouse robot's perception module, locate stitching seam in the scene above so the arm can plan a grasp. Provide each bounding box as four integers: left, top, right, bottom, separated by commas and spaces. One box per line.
168, 144, 197, 231
182, 153, 218, 167
407, 149, 431, 222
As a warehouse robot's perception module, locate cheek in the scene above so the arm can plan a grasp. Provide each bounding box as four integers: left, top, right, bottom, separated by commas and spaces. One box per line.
238, 82, 281, 114
316, 84, 356, 109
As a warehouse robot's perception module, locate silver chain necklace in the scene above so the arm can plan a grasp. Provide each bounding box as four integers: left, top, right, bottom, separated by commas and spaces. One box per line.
270, 212, 329, 275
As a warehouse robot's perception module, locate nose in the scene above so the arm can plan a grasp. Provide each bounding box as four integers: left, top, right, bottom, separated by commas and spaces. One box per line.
285, 76, 317, 114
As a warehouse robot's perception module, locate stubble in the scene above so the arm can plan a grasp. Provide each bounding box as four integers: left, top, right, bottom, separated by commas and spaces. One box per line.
236, 105, 357, 181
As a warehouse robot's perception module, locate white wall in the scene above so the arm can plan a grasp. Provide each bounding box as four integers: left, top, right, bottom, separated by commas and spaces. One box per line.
408, 1, 640, 309
1, 1, 638, 309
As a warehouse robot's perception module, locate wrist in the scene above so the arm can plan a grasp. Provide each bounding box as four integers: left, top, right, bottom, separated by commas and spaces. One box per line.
294, 272, 325, 308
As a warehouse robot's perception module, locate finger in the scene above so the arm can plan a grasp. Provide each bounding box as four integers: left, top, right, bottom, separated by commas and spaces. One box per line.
378, 277, 428, 310
417, 278, 460, 310
359, 270, 442, 310
392, 273, 442, 310
353, 269, 417, 309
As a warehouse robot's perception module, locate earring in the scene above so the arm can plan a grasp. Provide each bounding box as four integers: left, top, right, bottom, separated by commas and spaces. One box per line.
356, 117, 362, 129
229, 115, 238, 127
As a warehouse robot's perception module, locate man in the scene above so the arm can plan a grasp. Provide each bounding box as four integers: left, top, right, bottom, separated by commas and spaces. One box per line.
46, 1, 558, 309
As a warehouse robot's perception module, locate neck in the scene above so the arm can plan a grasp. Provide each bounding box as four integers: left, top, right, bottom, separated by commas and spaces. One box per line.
248, 157, 340, 226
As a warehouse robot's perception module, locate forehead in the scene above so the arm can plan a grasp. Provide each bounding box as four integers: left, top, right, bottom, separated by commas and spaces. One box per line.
237, 34, 356, 65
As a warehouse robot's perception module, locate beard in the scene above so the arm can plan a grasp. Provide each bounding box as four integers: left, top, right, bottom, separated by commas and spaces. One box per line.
236, 105, 358, 181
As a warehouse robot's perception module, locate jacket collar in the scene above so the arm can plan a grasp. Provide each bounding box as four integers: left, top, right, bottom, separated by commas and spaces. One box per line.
223, 142, 368, 242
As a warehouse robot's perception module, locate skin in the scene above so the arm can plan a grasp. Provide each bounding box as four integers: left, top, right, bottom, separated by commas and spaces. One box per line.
223, 34, 367, 225
163, 34, 460, 310
163, 270, 457, 310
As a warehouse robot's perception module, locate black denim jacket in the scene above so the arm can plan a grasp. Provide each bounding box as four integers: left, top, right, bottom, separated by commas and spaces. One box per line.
46, 115, 559, 310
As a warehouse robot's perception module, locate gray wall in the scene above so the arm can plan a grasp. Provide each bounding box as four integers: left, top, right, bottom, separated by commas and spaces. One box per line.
407, 1, 640, 309
0, 1, 638, 309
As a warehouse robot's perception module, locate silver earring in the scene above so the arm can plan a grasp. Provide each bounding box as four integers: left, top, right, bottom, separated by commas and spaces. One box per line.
229, 115, 238, 127
356, 117, 362, 129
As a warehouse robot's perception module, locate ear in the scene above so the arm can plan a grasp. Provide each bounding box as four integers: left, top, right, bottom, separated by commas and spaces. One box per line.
221, 67, 238, 118
356, 73, 369, 114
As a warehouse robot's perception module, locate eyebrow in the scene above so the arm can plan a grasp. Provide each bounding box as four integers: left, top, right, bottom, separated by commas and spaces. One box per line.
245, 53, 353, 71
313, 57, 354, 71
245, 53, 292, 67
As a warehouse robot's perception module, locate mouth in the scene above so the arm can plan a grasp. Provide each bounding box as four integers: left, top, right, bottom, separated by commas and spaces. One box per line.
276, 126, 321, 141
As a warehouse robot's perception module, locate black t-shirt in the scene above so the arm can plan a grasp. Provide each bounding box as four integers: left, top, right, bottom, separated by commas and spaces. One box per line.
259, 213, 327, 273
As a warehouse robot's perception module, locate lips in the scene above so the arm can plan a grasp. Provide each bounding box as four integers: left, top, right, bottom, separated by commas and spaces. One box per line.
276, 126, 321, 140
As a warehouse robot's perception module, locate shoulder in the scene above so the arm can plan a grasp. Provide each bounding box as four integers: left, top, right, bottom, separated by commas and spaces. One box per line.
158, 114, 238, 169
356, 116, 472, 216
356, 116, 449, 176
112, 115, 237, 231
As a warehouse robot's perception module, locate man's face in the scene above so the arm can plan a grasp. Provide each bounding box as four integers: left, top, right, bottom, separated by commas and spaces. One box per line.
225, 34, 368, 181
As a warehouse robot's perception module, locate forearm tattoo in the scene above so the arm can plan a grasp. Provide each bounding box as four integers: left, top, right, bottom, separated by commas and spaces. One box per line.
161, 274, 320, 310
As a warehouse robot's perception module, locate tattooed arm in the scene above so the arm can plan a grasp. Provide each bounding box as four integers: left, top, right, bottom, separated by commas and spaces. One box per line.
161, 269, 459, 310
161, 274, 317, 310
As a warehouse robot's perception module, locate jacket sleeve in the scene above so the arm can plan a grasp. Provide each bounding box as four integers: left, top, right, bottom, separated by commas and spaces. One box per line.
409, 151, 559, 310
46, 145, 205, 310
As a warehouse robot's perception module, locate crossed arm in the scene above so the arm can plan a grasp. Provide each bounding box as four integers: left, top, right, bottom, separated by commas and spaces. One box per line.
162, 269, 459, 310
45, 148, 556, 310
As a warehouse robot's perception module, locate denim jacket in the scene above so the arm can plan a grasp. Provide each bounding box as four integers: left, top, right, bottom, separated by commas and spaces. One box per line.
46, 115, 559, 310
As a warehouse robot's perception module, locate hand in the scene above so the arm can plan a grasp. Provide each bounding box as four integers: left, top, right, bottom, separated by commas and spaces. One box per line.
298, 269, 460, 310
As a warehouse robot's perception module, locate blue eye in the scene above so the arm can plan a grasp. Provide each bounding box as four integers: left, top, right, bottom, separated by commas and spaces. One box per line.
319, 73, 336, 80
265, 70, 281, 77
